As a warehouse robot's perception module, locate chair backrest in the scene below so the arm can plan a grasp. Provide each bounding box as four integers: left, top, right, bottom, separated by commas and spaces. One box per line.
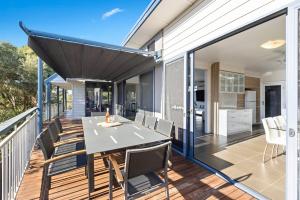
91, 112, 106, 116
155, 119, 174, 137
124, 141, 171, 179
48, 122, 60, 143
37, 129, 55, 160
144, 116, 157, 130
273, 115, 286, 130
262, 118, 280, 144
134, 112, 145, 125
54, 118, 63, 133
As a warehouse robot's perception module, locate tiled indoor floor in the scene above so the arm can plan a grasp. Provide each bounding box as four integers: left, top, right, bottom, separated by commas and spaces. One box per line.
195, 133, 285, 200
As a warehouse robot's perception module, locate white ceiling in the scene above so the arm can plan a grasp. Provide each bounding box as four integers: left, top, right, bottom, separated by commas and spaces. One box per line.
195, 15, 286, 74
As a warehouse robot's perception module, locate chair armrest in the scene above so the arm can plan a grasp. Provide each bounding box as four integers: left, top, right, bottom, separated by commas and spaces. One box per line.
109, 154, 124, 182
59, 130, 84, 137
54, 138, 84, 147
44, 149, 86, 165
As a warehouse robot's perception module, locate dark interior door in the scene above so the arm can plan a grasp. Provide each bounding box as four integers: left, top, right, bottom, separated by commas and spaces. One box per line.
265, 85, 281, 117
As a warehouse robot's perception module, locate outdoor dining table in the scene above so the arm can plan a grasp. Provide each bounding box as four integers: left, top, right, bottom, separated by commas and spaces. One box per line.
81, 115, 171, 197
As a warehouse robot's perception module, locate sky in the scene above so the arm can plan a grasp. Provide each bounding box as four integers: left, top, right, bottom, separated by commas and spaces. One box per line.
0, 0, 151, 47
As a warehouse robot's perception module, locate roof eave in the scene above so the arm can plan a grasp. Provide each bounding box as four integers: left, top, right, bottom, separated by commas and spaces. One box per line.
121, 0, 161, 46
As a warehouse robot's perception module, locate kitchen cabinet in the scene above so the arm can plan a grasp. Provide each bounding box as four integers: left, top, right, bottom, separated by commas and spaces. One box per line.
218, 109, 252, 136
219, 71, 245, 93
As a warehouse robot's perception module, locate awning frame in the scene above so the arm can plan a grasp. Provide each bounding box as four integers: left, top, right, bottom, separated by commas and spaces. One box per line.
19, 22, 158, 82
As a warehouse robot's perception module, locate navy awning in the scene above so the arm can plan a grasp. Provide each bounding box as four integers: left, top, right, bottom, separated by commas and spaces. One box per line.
20, 22, 156, 81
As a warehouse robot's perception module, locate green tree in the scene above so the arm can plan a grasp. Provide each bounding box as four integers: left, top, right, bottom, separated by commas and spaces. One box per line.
0, 42, 54, 122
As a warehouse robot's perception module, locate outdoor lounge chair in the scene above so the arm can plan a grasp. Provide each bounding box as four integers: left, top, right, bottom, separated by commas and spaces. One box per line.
108, 141, 171, 200
134, 112, 145, 125
38, 129, 87, 200
144, 116, 157, 130
262, 117, 286, 162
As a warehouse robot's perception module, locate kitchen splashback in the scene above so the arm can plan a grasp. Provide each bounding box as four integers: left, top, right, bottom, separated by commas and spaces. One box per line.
219, 93, 237, 108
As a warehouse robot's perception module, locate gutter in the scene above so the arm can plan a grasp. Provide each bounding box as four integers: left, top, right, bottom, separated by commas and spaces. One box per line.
121, 0, 161, 46
19, 21, 155, 57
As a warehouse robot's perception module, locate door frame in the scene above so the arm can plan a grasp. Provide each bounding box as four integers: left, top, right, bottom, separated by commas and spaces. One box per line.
184, 4, 300, 199
262, 81, 285, 118
286, 2, 300, 199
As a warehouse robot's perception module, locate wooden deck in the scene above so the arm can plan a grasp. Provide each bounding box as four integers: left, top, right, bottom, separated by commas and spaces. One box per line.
16, 118, 255, 200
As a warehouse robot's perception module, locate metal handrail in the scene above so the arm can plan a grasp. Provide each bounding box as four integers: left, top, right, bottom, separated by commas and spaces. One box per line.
0, 108, 38, 200
0, 107, 37, 136
0, 112, 37, 149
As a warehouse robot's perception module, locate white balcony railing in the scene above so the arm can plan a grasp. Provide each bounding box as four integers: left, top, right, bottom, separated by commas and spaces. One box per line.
0, 108, 38, 200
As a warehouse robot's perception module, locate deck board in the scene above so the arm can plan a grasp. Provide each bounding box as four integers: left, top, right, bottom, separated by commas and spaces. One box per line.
16, 118, 255, 200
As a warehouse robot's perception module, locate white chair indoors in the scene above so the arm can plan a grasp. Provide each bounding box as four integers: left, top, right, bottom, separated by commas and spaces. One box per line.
262, 117, 286, 163
273, 115, 286, 131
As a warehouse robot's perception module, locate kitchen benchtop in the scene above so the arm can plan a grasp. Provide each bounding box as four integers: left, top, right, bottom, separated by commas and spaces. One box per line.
219, 108, 252, 111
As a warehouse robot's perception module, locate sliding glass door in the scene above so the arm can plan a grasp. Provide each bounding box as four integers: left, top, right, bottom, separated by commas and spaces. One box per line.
85, 82, 112, 116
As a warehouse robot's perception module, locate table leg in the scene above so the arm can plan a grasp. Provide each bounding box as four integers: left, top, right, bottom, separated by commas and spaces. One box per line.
87, 154, 95, 197
109, 160, 113, 200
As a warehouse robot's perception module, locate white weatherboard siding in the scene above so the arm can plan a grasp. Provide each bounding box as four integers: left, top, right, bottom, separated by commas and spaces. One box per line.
163, 0, 293, 61
71, 81, 86, 118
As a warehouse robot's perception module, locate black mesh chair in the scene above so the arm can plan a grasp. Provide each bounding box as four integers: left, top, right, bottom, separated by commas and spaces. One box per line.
54, 117, 83, 136
108, 141, 171, 200
47, 122, 85, 156
48, 121, 83, 142
155, 119, 174, 137
155, 119, 174, 167
144, 116, 157, 130
134, 112, 145, 126
38, 129, 87, 200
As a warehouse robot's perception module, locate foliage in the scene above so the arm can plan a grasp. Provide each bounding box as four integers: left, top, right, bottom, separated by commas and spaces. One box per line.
0, 42, 54, 122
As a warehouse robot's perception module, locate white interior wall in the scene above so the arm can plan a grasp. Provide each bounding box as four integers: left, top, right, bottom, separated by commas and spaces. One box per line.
194, 56, 286, 130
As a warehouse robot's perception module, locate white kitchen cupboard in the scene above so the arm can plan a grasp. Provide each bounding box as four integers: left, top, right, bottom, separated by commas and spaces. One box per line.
219, 71, 245, 93
218, 109, 252, 136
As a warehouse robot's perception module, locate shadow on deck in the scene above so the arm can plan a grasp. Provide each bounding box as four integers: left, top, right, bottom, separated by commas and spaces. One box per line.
16, 118, 254, 200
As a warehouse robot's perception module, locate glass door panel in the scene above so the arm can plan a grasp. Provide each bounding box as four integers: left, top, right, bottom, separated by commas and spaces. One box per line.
86, 82, 113, 116
165, 58, 185, 152
139, 71, 154, 116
